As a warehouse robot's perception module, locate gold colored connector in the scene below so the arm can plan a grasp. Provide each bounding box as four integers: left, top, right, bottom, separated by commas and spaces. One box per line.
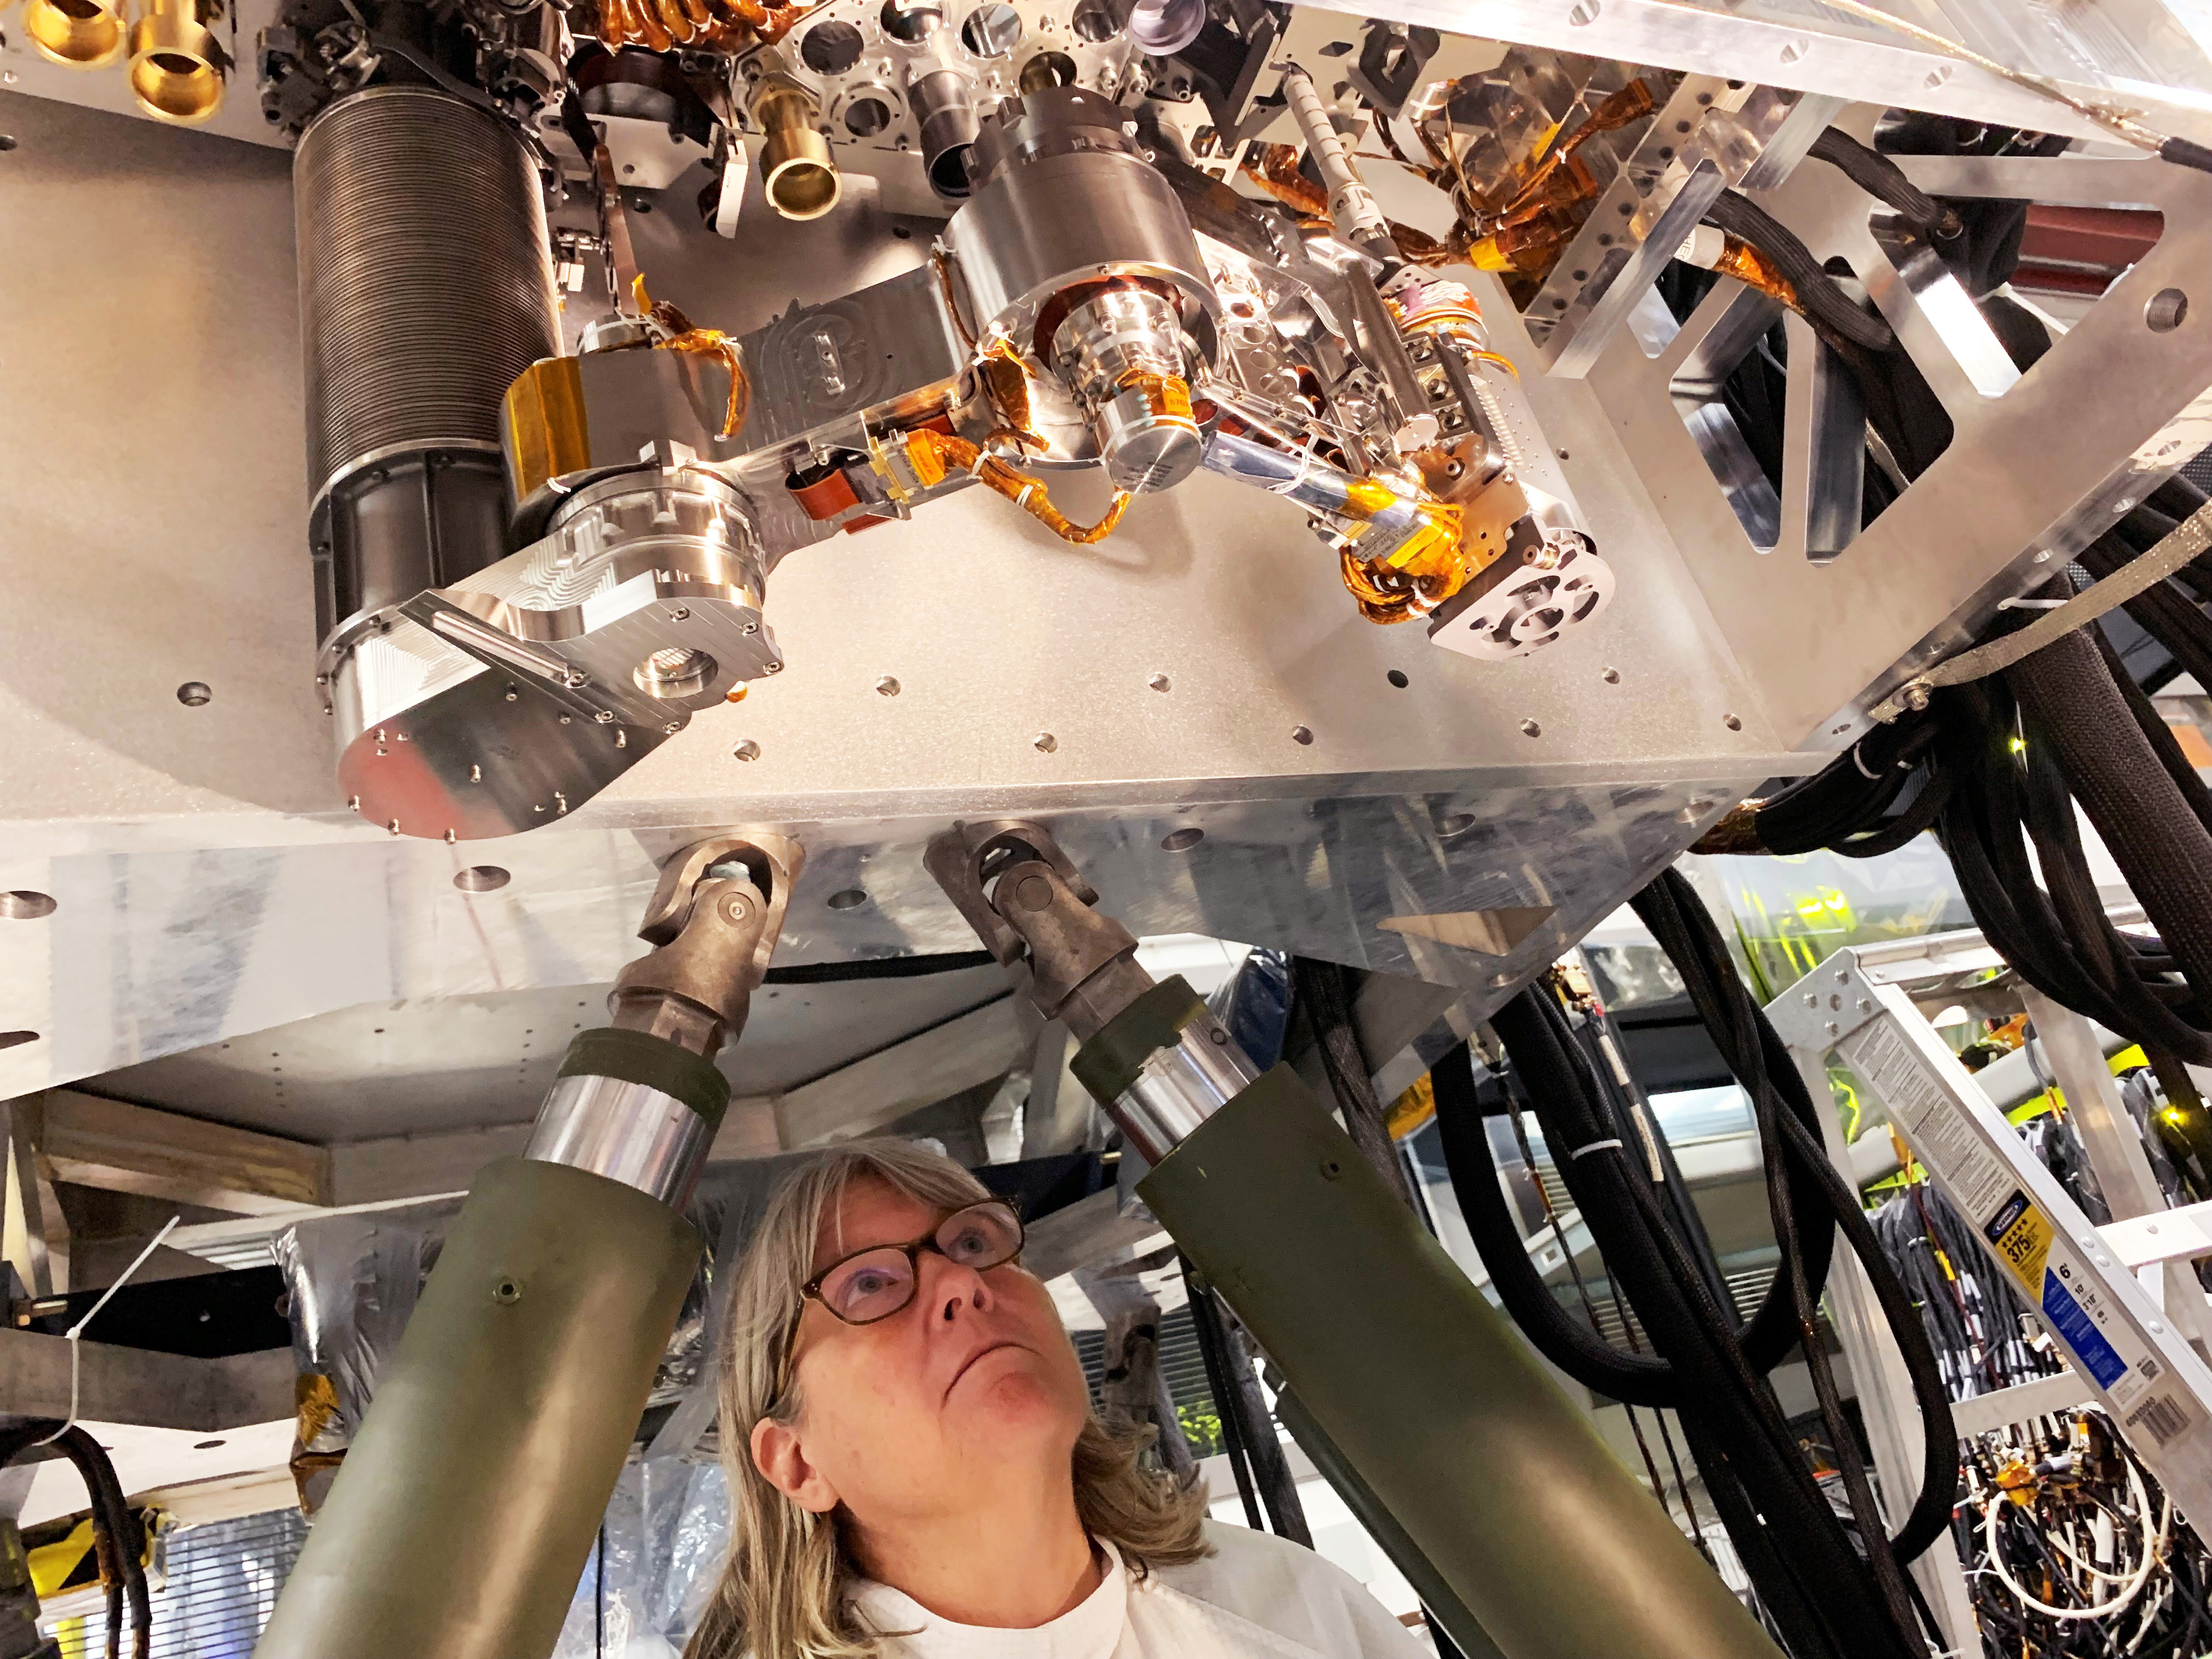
127, 0, 229, 122
24, 0, 126, 69
753, 74, 841, 222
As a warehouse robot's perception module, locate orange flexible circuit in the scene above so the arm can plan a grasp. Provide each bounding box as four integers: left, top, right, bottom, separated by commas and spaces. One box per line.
635, 293, 752, 438
597, 0, 802, 52
906, 429, 1131, 545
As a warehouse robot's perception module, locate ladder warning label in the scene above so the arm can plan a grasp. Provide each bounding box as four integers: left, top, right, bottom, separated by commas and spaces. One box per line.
1984, 1190, 2053, 1293
2041, 1269, 2129, 1389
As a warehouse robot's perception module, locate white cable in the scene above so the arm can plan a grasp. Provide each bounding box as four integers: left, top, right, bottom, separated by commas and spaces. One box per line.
1983, 1454, 2168, 1620
31, 1216, 182, 1447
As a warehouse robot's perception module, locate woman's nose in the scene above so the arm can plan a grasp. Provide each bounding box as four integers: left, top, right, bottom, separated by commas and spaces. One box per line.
923, 1252, 995, 1321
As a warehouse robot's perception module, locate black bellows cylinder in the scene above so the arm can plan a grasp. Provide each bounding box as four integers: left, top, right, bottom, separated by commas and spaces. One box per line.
294, 86, 560, 642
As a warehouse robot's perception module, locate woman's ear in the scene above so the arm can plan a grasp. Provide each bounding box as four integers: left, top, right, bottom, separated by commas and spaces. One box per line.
751, 1414, 841, 1515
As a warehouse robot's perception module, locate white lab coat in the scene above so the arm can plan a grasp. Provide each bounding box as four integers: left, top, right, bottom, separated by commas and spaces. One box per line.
846, 1521, 1430, 1659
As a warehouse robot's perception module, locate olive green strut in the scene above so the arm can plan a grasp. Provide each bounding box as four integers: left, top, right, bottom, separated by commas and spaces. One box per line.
926, 820, 1782, 1659
257, 835, 803, 1659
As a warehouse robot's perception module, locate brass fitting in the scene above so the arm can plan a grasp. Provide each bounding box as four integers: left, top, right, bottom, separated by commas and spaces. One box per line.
22, 0, 125, 69
127, 0, 228, 122
751, 71, 840, 221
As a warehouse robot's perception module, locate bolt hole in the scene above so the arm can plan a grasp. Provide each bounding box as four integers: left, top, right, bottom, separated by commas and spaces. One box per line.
1435, 812, 1477, 838
2147, 288, 2189, 332
1290, 724, 1314, 745
193, 1438, 225, 1450
1566, 0, 1598, 23
0, 137, 17, 153
177, 681, 211, 707
876, 675, 901, 696
1161, 827, 1205, 851
1386, 669, 1409, 689
1778, 36, 1807, 62
1723, 713, 1742, 731
1520, 718, 1542, 737
493, 1278, 523, 1304
826, 888, 870, 911
733, 740, 763, 762
0, 892, 55, 920
454, 866, 511, 893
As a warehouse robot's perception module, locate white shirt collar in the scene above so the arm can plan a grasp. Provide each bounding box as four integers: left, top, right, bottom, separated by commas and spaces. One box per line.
848, 1539, 1130, 1659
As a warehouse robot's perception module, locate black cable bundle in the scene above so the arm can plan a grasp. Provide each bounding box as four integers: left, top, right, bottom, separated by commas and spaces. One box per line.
0, 1423, 151, 1659
1182, 1259, 1311, 1545
1434, 870, 1958, 1659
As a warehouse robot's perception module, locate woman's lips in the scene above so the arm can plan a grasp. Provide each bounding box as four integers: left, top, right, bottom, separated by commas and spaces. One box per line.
946, 1339, 1026, 1398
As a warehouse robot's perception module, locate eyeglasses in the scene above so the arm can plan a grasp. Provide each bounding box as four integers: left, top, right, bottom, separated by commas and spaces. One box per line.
800, 1199, 1026, 1327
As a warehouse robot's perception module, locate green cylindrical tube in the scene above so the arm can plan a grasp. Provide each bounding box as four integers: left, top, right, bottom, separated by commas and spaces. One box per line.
1139, 1066, 1782, 1659
256, 1158, 702, 1659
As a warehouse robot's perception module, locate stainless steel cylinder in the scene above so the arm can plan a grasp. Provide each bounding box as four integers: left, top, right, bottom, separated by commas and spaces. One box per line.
524, 1074, 716, 1207
945, 89, 1216, 354
909, 67, 980, 199
1051, 287, 1204, 493
296, 87, 560, 504
1114, 1010, 1259, 1164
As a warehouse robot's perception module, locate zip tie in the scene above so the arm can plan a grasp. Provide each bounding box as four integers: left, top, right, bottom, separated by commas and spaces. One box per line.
33, 1215, 182, 1446
1851, 741, 1880, 781
1568, 1137, 1624, 1160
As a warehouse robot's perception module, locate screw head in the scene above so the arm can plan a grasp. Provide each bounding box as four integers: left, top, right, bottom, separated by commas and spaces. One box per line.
492, 1277, 523, 1305
595, 710, 616, 724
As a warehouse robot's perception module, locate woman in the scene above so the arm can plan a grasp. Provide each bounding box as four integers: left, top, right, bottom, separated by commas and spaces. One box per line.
685, 1138, 1427, 1658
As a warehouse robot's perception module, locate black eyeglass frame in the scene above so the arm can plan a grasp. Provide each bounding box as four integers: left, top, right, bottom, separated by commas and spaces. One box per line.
797, 1197, 1028, 1328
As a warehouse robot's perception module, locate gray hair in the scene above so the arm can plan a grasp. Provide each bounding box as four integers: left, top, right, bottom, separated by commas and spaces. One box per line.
684, 1139, 1210, 1659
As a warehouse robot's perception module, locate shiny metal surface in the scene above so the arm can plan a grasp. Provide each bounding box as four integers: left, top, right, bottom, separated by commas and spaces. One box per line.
1049, 286, 1202, 492
294, 88, 559, 501
946, 137, 1216, 353
333, 469, 781, 840
0, 90, 1802, 1106
1585, 122, 2212, 744
1112, 1008, 1260, 1164
523, 1071, 715, 1205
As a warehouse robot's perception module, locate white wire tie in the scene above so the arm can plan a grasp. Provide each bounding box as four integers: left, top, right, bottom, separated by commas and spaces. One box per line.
1569, 1138, 1624, 1161
1851, 742, 1880, 780
33, 1215, 181, 1446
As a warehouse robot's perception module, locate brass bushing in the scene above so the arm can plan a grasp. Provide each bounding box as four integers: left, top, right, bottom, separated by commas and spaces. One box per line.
127, 0, 228, 123
754, 78, 841, 222
24, 0, 126, 69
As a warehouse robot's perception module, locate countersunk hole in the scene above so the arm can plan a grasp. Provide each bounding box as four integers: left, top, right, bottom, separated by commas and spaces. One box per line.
1386, 669, 1410, 689
0, 1033, 38, 1051
1777, 36, 1807, 63
1161, 827, 1205, 851
1032, 731, 1058, 753
1601, 666, 1621, 684
1520, 718, 1542, 738
876, 675, 901, 696
961, 2, 1022, 55
733, 740, 763, 762
826, 888, 870, 911
454, 866, 511, 893
799, 18, 864, 71
0, 137, 17, 153
880, 0, 944, 40
492, 1277, 523, 1305
177, 681, 211, 707
193, 1438, 225, 1450
1149, 672, 1171, 692
2147, 288, 2189, 332
1020, 50, 1077, 93
1, 892, 56, 920
634, 647, 716, 699
1723, 713, 1742, 731
1436, 812, 1478, 838
1290, 724, 1314, 746
1567, 0, 1598, 22
1069, 0, 1116, 40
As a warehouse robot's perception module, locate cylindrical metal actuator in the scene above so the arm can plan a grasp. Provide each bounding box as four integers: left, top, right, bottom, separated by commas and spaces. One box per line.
295, 86, 561, 646
945, 86, 1216, 493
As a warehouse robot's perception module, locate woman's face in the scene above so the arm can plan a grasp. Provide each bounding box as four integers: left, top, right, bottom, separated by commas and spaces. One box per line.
749, 1176, 1093, 1532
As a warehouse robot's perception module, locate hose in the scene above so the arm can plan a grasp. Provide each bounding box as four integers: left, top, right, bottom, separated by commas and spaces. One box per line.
1702, 188, 1897, 353
1808, 127, 1961, 241
0, 1421, 153, 1659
